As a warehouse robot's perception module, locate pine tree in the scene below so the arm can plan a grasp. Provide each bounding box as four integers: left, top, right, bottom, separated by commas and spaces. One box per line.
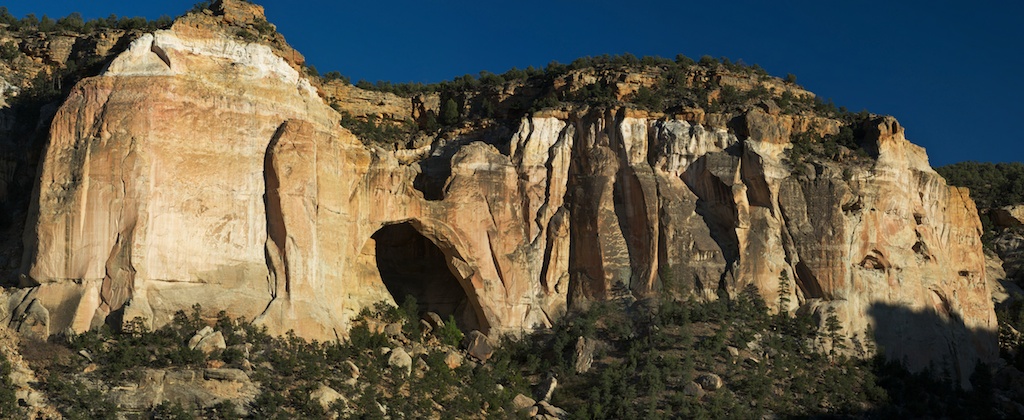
0, 353, 17, 418
778, 270, 791, 314
825, 306, 846, 360
776, 270, 793, 336
440, 98, 459, 126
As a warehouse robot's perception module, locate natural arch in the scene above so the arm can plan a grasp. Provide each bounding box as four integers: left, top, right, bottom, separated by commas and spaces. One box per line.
372, 222, 484, 332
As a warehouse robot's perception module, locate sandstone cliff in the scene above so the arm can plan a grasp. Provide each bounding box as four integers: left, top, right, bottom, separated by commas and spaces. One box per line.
3, 0, 997, 388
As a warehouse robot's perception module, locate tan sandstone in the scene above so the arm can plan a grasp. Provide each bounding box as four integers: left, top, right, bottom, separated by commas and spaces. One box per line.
6, 0, 997, 390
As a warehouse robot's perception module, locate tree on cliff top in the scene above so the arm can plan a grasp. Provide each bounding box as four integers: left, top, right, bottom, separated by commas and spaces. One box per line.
936, 161, 1024, 210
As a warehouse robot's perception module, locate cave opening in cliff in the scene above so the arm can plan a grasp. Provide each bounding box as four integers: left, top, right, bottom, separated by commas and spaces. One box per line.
373, 222, 483, 332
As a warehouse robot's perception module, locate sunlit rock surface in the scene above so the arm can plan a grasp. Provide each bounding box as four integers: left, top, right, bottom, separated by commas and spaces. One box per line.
8, 0, 996, 389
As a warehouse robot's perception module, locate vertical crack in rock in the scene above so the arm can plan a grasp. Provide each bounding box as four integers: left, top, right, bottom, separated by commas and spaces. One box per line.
99, 119, 141, 327
777, 177, 827, 301
262, 123, 289, 307
794, 261, 825, 299
149, 43, 171, 70
682, 152, 742, 286
485, 231, 509, 301
533, 122, 573, 246
611, 113, 657, 297
539, 207, 569, 296
740, 146, 773, 210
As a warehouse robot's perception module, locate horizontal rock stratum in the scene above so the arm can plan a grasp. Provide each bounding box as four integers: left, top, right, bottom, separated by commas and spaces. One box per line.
3, 0, 996, 387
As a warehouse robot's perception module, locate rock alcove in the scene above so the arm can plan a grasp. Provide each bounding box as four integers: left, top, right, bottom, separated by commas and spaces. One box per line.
372, 222, 484, 332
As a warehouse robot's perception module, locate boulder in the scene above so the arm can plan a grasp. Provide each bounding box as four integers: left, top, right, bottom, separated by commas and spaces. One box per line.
727, 346, 740, 358
188, 326, 214, 349
342, 360, 359, 387
414, 357, 429, 372
511, 393, 535, 412
310, 384, 346, 412
463, 330, 494, 362
11, 299, 49, 340
537, 400, 567, 418
107, 368, 258, 414
384, 322, 403, 337
387, 347, 412, 375
204, 368, 249, 382
194, 332, 227, 354
444, 350, 464, 369
684, 381, 706, 398
696, 372, 723, 391
425, 312, 445, 330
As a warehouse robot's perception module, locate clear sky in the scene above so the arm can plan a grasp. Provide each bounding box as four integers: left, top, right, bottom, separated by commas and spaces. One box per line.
7, 0, 1023, 167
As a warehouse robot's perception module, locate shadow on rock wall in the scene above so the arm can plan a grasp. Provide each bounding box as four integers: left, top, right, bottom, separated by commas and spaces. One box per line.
0, 35, 134, 286
867, 302, 997, 390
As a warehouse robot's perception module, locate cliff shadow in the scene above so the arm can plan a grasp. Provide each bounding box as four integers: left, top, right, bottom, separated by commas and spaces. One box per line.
866, 301, 997, 390
1, 34, 137, 286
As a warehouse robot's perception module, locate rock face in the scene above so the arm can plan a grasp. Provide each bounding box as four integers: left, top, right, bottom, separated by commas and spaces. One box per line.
991, 228, 1024, 283
991, 205, 1024, 230
107, 368, 257, 416
0, 322, 60, 418
6, 0, 997, 388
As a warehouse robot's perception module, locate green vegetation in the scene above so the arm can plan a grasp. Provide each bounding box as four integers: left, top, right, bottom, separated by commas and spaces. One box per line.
14, 288, 1009, 419
327, 53, 790, 115
235, 17, 276, 42
0, 41, 18, 61
936, 161, 1024, 245
336, 110, 415, 147
322, 71, 349, 84
0, 352, 18, 418
29, 301, 529, 418
0, 7, 172, 34
66, 308, 206, 381
320, 52, 884, 154
528, 289, 1000, 418
997, 298, 1024, 371
43, 373, 119, 420
936, 162, 1024, 210
436, 315, 465, 347
0, 7, 172, 124
784, 111, 875, 174
440, 98, 460, 126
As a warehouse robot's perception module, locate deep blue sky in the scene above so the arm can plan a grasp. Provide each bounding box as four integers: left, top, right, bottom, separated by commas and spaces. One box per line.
8, 1, 1023, 167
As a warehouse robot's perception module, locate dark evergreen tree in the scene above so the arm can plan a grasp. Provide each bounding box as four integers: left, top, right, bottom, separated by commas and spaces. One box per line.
440, 98, 459, 126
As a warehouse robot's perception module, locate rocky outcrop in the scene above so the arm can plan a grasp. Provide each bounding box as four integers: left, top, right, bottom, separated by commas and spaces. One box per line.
0, 319, 60, 418
991, 205, 1024, 230
6, 0, 997, 389
107, 368, 258, 416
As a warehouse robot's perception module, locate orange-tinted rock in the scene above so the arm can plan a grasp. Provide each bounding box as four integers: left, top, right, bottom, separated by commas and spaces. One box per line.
9, 0, 997, 391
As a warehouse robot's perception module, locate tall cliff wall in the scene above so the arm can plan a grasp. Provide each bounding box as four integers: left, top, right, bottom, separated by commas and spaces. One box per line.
2, 0, 996, 387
